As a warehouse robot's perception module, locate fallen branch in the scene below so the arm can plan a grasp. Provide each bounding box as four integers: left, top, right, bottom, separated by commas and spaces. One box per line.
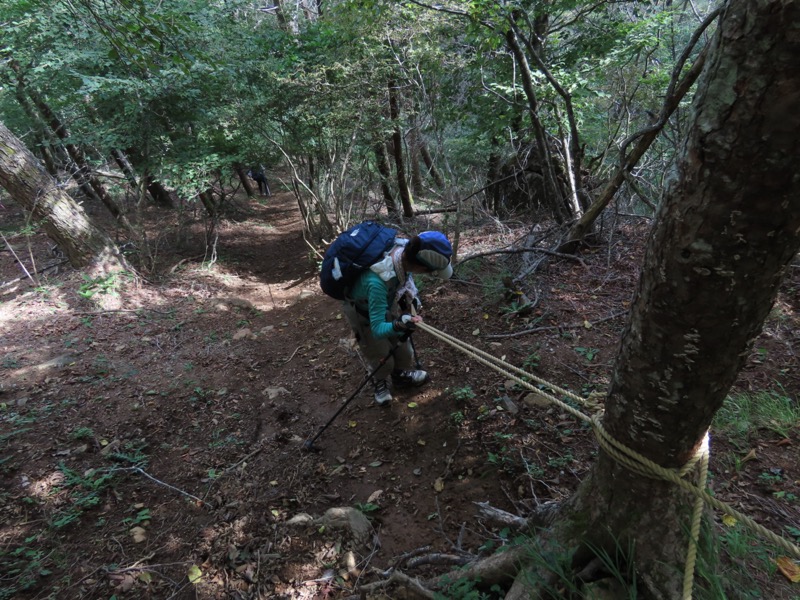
474, 501, 528, 530
168, 254, 206, 274
459, 246, 586, 268
0, 232, 37, 286
111, 466, 204, 505
414, 206, 457, 215
486, 310, 627, 339
0, 259, 69, 289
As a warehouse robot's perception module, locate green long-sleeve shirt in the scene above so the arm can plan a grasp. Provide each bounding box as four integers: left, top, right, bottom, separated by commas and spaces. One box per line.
347, 270, 399, 339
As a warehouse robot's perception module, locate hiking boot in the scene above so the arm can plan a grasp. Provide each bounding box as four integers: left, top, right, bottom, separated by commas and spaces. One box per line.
374, 379, 392, 405
391, 369, 429, 388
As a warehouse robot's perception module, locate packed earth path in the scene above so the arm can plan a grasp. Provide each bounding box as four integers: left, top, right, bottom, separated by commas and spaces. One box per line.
1, 186, 799, 599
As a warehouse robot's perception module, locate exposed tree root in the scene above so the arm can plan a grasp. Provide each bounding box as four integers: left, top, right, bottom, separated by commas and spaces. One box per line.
352, 570, 438, 599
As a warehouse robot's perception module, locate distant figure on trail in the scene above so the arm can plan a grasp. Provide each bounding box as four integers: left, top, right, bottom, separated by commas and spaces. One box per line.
248, 165, 271, 197
343, 231, 453, 405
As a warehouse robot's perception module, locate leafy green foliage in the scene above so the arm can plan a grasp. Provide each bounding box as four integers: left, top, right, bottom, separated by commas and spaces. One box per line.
435, 574, 504, 600
50, 464, 116, 529
449, 385, 477, 402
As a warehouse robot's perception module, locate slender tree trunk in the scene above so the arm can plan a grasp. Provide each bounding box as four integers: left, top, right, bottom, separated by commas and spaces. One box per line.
199, 189, 217, 218
16, 70, 137, 230
485, 139, 502, 213
558, 10, 718, 254
511, 17, 584, 216
22, 86, 110, 206
0, 121, 128, 274
23, 82, 128, 223
234, 163, 256, 198
375, 143, 397, 216
35, 135, 58, 176
419, 142, 444, 188
388, 79, 414, 218
12, 82, 94, 196
409, 124, 423, 198
112, 150, 174, 209
510, 3, 800, 597
504, 24, 569, 223
111, 149, 140, 191
307, 155, 315, 193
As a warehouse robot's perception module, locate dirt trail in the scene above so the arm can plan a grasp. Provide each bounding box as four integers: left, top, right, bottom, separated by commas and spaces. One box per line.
1, 188, 798, 599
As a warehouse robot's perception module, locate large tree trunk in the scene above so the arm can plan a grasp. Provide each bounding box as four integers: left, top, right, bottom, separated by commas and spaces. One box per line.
522, 2, 800, 598
0, 121, 128, 274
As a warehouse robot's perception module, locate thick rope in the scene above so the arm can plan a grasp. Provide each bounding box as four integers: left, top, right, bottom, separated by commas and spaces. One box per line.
416, 322, 800, 567
683, 434, 709, 600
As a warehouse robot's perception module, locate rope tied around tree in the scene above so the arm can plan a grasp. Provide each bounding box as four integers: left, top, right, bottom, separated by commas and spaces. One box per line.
415, 321, 800, 598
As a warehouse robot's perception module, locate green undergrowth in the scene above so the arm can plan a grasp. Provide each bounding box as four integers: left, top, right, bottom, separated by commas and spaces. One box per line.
713, 390, 799, 446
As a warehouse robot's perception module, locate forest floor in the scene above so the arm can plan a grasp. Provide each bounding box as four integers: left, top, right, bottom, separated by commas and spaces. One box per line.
1, 183, 799, 600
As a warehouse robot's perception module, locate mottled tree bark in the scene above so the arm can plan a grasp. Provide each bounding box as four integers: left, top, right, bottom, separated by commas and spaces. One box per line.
0, 121, 128, 274
538, 2, 800, 597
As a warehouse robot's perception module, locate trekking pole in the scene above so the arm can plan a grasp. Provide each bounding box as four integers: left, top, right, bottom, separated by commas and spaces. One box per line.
408, 303, 423, 369
409, 335, 423, 370
303, 332, 411, 452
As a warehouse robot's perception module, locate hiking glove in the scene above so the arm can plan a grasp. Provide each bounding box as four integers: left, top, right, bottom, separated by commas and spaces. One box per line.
393, 314, 417, 332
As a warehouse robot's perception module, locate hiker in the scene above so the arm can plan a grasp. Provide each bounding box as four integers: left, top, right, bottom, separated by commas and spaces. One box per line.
248, 165, 271, 196
342, 231, 453, 405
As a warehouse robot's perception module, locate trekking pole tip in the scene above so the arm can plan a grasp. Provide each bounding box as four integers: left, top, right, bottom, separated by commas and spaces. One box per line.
302, 439, 320, 452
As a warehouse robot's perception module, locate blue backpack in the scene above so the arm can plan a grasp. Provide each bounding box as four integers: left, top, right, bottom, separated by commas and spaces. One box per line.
320, 221, 397, 300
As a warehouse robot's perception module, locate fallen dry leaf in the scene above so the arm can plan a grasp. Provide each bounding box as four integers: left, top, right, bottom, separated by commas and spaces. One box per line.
434, 477, 444, 493
118, 574, 135, 592
188, 564, 203, 584
741, 448, 757, 463
775, 556, 800, 583
130, 526, 147, 543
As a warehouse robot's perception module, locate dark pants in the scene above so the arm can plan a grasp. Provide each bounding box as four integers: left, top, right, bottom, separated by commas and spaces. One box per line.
254, 174, 270, 196
342, 302, 413, 382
